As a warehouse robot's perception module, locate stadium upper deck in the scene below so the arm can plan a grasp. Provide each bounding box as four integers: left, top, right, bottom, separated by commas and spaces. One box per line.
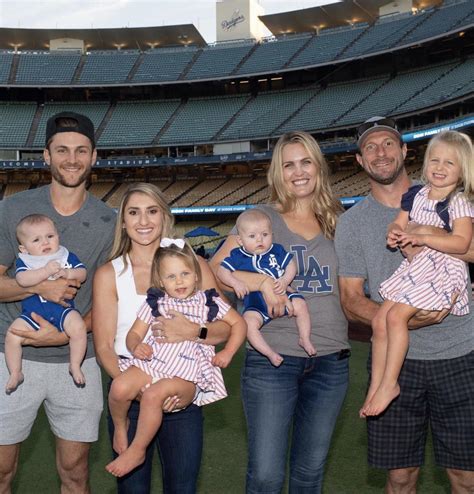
0, 0, 472, 87
0, 55, 472, 150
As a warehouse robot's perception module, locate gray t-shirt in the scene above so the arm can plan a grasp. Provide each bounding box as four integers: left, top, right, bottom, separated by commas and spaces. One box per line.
334, 193, 473, 360
0, 185, 116, 363
233, 205, 349, 357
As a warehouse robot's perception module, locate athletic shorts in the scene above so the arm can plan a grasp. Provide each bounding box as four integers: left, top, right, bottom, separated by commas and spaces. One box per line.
366, 350, 474, 470
0, 354, 103, 445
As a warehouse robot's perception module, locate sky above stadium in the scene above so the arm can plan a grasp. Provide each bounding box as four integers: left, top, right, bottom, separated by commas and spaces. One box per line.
0, 0, 330, 42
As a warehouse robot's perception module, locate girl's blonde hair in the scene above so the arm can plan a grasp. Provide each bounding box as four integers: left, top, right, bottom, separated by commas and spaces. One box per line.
422, 130, 474, 201
151, 241, 202, 292
268, 131, 343, 239
109, 182, 174, 269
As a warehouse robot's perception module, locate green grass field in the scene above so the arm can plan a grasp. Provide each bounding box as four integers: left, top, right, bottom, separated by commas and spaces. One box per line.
13, 341, 451, 493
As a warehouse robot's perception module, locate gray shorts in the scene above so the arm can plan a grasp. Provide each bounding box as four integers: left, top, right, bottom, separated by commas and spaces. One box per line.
0, 354, 103, 445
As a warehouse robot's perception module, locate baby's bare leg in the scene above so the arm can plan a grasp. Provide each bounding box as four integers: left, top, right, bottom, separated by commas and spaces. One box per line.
245, 311, 283, 367
291, 298, 316, 357
106, 377, 196, 478
4, 319, 31, 394
109, 367, 152, 455
63, 311, 87, 385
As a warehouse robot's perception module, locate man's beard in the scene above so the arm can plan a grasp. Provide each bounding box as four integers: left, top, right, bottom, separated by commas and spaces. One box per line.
366, 159, 404, 185
50, 165, 91, 188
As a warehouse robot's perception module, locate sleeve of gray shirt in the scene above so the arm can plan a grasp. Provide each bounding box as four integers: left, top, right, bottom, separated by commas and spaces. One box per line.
334, 210, 367, 280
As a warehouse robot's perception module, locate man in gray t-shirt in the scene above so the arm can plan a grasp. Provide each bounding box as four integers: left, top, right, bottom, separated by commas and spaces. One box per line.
0, 112, 115, 493
335, 117, 474, 492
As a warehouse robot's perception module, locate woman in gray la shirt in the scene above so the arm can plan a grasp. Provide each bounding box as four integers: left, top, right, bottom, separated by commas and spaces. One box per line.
211, 131, 349, 493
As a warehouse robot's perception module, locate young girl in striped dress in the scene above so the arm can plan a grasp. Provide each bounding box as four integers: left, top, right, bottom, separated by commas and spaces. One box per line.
106, 239, 246, 478
361, 131, 474, 417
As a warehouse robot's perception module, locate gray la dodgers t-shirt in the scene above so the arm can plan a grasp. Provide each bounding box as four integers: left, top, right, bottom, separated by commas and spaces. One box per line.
0, 185, 116, 363
232, 204, 349, 358
334, 194, 473, 360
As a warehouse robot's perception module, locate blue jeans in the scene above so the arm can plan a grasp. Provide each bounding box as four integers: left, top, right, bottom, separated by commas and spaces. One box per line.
107, 387, 203, 494
241, 349, 349, 494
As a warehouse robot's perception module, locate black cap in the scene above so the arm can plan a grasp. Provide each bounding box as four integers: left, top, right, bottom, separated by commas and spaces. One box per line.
357, 116, 401, 149
45, 112, 95, 148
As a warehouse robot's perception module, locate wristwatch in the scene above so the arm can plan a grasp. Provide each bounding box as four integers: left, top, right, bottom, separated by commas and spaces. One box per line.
197, 325, 208, 341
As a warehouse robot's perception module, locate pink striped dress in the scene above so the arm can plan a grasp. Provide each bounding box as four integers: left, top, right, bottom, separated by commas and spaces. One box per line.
119, 289, 229, 406
380, 186, 473, 315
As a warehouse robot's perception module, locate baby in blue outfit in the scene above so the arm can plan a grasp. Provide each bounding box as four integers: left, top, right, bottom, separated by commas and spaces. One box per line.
4, 214, 87, 393
218, 209, 315, 366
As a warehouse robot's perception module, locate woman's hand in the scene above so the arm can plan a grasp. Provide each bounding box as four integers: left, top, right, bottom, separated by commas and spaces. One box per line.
162, 395, 182, 412
260, 277, 289, 318
153, 310, 199, 343
9, 312, 69, 347
273, 279, 286, 295
139, 385, 183, 412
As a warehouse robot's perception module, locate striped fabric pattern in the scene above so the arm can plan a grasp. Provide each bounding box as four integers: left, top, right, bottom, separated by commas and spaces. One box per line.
120, 290, 230, 406
380, 187, 473, 314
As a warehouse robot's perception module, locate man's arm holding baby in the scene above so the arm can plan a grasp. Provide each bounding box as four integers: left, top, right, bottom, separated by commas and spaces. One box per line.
0, 263, 79, 346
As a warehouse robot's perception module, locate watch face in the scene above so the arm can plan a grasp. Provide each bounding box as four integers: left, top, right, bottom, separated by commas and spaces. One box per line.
199, 326, 208, 340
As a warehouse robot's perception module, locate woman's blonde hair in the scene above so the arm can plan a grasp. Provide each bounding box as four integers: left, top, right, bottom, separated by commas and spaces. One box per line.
268, 131, 343, 239
109, 182, 174, 268
422, 130, 474, 201
151, 240, 202, 292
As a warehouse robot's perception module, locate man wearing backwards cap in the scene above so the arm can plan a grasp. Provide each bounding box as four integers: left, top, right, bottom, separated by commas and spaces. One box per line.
0, 112, 115, 492
335, 117, 474, 492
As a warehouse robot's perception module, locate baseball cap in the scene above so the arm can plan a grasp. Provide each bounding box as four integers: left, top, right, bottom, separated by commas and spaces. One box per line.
357, 116, 401, 149
45, 111, 95, 148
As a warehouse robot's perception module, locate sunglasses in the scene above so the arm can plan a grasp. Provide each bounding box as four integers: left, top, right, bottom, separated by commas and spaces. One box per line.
357, 118, 398, 139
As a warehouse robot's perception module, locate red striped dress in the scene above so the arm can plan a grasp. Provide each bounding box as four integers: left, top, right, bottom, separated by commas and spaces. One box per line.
119, 290, 229, 406
380, 187, 473, 314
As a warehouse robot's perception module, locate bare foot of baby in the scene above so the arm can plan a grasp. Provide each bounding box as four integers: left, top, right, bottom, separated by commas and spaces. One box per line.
69, 365, 86, 386
5, 372, 24, 394
299, 338, 316, 357
268, 352, 284, 367
106, 446, 146, 477
112, 422, 129, 455
363, 383, 400, 417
